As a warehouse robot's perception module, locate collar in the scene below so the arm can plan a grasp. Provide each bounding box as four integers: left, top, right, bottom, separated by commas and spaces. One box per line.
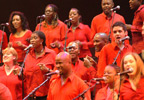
111, 42, 128, 50
135, 5, 144, 15
68, 23, 83, 32
56, 72, 75, 82
102, 12, 115, 20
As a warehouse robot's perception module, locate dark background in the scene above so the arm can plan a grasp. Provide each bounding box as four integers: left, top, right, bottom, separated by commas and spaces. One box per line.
0, 0, 134, 40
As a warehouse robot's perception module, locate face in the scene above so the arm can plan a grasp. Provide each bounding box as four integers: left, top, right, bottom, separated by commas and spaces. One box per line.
69, 9, 80, 24
55, 56, 70, 75
123, 55, 137, 76
3, 51, 15, 64
93, 35, 106, 52
45, 6, 55, 20
113, 26, 127, 44
67, 43, 80, 60
129, 0, 141, 10
12, 15, 22, 29
104, 66, 117, 84
30, 33, 43, 48
101, 0, 114, 15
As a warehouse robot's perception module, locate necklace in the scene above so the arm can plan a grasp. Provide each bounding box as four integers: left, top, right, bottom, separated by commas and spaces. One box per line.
35, 48, 44, 54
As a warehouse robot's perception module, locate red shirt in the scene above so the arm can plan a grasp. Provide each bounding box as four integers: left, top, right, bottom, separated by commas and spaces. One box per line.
91, 12, 125, 42
0, 83, 12, 100
24, 47, 56, 97
120, 78, 144, 100
47, 73, 91, 100
9, 30, 32, 62
35, 20, 67, 54
0, 30, 8, 63
67, 23, 93, 58
97, 42, 132, 77
72, 59, 96, 82
0, 65, 22, 100
95, 85, 118, 100
131, 5, 144, 54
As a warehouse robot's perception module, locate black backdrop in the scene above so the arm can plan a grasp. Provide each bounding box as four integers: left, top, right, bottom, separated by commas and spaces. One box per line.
0, 0, 133, 40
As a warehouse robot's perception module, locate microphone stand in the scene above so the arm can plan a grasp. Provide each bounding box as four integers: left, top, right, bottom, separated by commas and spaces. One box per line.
108, 11, 116, 43
72, 81, 99, 100
117, 75, 122, 100
38, 18, 43, 31
0, 25, 5, 64
19, 49, 30, 99
23, 76, 51, 100
112, 41, 125, 65
64, 21, 70, 51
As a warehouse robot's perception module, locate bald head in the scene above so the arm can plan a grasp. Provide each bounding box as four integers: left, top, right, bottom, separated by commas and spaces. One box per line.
93, 33, 108, 52
56, 52, 71, 63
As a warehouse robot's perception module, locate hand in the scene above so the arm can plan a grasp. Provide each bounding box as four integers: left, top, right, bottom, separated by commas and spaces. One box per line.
37, 63, 51, 73
8, 42, 13, 47
86, 56, 97, 67
84, 57, 92, 68
50, 41, 61, 48
125, 24, 132, 31
15, 41, 26, 48
13, 67, 21, 75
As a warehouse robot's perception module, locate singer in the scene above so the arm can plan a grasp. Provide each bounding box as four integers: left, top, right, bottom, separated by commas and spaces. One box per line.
97, 22, 132, 77
0, 47, 22, 100
66, 8, 93, 60
8, 11, 32, 65
35, 4, 67, 54
95, 64, 120, 100
24, 31, 56, 100
66, 42, 96, 82
47, 52, 91, 100
126, 0, 144, 55
91, 0, 125, 42
120, 52, 144, 99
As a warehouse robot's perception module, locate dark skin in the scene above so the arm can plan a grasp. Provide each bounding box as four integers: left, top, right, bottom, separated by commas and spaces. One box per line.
126, 0, 142, 31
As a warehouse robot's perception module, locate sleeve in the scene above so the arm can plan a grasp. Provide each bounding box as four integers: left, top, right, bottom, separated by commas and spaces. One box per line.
97, 46, 107, 77
81, 25, 94, 49
2, 31, 8, 49
35, 23, 40, 31
131, 9, 144, 32
60, 23, 67, 44
91, 17, 97, 40
0, 83, 12, 100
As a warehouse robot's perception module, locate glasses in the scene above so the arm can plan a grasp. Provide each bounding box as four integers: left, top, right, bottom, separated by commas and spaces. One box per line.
66, 46, 78, 51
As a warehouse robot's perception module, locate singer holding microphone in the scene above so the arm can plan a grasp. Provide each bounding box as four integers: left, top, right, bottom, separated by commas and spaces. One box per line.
95, 64, 120, 100
8, 11, 32, 65
120, 52, 144, 99
23, 31, 56, 100
66, 8, 93, 60
35, 4, 66, 54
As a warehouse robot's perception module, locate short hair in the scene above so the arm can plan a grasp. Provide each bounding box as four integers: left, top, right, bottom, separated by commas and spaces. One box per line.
32, 31, 46, 47
8, 11, 29, 33
112, 21, 127, 32
107, 64, 120, 74
3, 47, 18, 65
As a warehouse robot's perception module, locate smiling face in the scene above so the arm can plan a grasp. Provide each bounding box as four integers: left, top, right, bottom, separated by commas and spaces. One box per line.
101, 0, 114, 15
104, 65, 117, 84
123, 55, 137, 76
12, 15, 22, 29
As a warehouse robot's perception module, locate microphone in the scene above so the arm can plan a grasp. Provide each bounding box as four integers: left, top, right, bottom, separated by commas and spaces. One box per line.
45, 70, 59, 76
119, 36, 130, 42
0, 22, 9, 26
64, 18, 72, 23
92, 77, 107, 81
24, 44, 33, 51
111, 5, 120, 11
117, 68, 133, 75
37, 14, 45, 19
